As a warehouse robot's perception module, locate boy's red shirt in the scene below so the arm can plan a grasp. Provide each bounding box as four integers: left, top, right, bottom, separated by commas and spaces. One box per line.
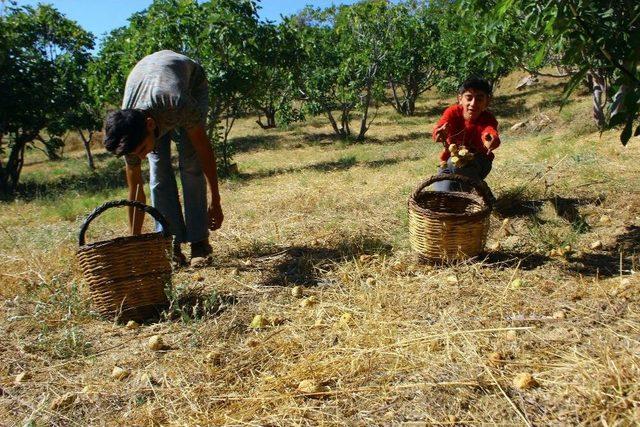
432, 104, 500, 162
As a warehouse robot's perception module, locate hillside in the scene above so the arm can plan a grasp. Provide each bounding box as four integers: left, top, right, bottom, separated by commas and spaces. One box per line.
1, 72, 639, 425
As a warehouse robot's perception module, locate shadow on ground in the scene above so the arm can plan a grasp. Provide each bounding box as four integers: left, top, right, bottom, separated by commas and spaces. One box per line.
482, 250, 549, 270
230, 238, 392, 287
302, 131, 430, 146
563, 225, 640, 277
302, 132, 347, 144
231, 134, 280, 153
237, 154, 423, 181
165, 285, 238, 321
494, 190, 603, 229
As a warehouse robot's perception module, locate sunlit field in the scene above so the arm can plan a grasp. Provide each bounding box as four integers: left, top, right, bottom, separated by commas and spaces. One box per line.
1, 72, 639, 425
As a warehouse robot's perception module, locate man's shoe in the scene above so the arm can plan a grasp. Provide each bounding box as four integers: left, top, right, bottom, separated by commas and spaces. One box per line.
172, 241, 188, 268
190, 239, 213, 268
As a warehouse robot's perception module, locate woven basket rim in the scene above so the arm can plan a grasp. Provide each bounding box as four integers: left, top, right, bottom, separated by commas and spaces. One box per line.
408, 190, 491, 220
77, 231, 171, 253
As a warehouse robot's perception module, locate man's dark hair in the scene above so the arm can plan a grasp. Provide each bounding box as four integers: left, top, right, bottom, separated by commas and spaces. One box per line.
103, 109, 147, 156
458, 77, 493, 97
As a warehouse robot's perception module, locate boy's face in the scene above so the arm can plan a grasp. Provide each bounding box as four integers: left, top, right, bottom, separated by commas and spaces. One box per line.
458, 88, 490, 121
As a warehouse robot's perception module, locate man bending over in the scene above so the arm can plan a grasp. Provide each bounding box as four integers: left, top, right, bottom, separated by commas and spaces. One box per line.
104, 50, 223, 267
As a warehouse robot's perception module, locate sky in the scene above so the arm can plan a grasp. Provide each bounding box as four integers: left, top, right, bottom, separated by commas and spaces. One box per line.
13, 0, 360, 44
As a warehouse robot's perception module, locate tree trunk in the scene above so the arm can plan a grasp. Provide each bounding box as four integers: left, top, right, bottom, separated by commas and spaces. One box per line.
390, 79, 403, 114
326, 109, 342, 136
407, 96, 416, 116
78, 128, 95, 170
36, 135, 62, 161
341, 106, 351, 138
406, 76, 418, 116
587, 71, 607, 129
256, 107, 276, 129
357, 86, 372, 141
0, 141, 26, 196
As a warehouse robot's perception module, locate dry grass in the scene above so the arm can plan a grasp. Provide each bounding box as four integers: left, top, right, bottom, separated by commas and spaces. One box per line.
1, 74, 639, 426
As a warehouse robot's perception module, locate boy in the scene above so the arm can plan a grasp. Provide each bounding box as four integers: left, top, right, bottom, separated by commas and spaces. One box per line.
103, 50, 224, 267
432, 77, 500, 192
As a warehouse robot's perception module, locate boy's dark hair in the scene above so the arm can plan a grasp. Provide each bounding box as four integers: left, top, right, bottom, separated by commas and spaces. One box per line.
458, 77, 493, 97
103, 109, 147, 156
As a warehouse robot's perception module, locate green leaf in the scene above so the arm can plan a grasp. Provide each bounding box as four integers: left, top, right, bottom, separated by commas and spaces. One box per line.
532, 45, 546, 68
601, 9, 614, 18
560, 67, 588, 109
496, 0, 516, 18
620, 117, 633, 146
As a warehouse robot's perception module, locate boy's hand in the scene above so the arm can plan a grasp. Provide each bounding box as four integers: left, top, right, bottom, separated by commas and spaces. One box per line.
434, 122, 448, 144
483, 132, 499, 151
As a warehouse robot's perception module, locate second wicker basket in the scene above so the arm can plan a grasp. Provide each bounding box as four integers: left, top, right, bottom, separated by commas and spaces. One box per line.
408, 174, 494, 263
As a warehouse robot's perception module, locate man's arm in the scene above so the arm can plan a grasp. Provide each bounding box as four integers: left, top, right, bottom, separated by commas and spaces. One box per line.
125, 162, 146, 235
186, 124, 224, 230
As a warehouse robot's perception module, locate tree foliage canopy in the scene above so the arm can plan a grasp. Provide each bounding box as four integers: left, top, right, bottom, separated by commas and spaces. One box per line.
0, 3, 94, 195
2, 0, 639, 195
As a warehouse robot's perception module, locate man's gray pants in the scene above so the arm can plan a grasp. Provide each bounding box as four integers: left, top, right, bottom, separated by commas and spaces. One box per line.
147, 129, 208, 244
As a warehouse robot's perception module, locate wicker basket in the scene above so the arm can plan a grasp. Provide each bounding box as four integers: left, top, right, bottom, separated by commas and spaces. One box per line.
408, 174, 494, 263
77, 200, 173, 322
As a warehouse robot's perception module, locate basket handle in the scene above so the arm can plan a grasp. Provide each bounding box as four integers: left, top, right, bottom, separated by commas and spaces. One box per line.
411, 173, 495, 207
78, 199, 171, 246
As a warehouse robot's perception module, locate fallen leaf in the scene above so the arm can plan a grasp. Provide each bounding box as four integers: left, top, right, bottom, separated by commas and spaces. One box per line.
50, 392, 76, 411
205, 351, 222, 365
513, 372, 538, 390
297, 379, 329, 394
553, 310, 566, 319
300, 296, 318, 308
590, 240, 603, 250
487, 351, 505, 367
14, 371, 30, 385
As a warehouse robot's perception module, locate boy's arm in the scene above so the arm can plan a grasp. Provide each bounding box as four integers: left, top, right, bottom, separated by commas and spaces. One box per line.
432, 106, 455, 143
482, 127, 500, 151
434, 122, 448, 144
481, 116, 501, 151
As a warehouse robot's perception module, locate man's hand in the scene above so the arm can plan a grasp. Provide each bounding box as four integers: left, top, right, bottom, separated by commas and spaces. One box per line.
208, 200, 224, 230
125, 162, 146, 235
187, 124, 224, 231
434, 122, 448, 145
